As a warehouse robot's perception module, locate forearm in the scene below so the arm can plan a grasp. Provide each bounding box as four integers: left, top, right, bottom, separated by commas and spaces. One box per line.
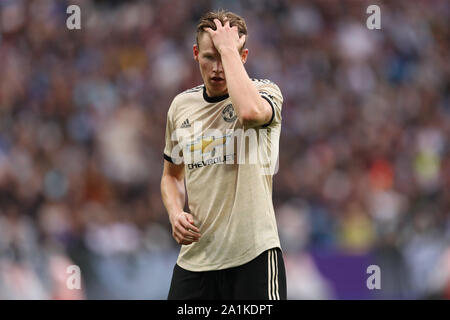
161, 175, 186, 220
220, 48, 266, 124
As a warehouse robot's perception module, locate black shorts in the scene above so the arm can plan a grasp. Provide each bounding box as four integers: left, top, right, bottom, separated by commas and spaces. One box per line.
167, 247, 287, 300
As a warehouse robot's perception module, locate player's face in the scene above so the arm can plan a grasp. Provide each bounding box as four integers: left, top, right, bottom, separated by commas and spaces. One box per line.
193, 32, 247, 97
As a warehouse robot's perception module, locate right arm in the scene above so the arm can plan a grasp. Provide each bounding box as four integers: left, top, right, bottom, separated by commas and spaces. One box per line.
161, 159, 201, 245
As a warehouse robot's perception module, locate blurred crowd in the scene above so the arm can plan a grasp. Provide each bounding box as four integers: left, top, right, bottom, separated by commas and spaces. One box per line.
0, 0, 449, 299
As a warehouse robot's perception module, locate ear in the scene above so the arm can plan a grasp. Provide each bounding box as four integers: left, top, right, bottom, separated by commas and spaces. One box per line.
193, 44, 199, 62
241, 48, 249, 64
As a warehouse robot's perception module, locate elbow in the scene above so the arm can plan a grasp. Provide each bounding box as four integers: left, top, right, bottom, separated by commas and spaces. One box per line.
239, 112, 256, 124
239, 108, 268, 127
239, 114, 256, 127
239, 107, 262, 125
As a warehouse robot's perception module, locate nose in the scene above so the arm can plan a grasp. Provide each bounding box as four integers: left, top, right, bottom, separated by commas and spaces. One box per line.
213, 60, 223, 73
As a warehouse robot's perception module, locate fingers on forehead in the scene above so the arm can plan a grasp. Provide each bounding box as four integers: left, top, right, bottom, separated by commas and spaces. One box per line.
203, 27, 213, 35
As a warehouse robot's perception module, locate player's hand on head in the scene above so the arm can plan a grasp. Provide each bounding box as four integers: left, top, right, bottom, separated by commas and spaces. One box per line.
170, 211, 201, 245
204, 19, 245, 54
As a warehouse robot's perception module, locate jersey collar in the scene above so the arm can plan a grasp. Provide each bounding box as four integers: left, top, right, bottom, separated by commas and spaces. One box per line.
203, 86, 229, 103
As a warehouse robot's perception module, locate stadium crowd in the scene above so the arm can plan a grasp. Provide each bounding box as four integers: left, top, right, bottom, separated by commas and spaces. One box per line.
0, 0, 449, 299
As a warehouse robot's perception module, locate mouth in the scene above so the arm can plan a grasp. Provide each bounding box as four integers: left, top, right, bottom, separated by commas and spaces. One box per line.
211, 76, 225, 83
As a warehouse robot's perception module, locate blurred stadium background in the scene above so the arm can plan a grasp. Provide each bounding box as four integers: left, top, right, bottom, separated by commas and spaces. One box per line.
0, 0, 449, 299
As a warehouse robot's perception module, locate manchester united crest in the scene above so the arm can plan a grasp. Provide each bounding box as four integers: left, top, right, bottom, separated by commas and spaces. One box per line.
222, 104, 237, 122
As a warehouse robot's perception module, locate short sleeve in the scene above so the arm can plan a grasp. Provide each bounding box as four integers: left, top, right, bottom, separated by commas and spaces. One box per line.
257, 81, 283, 128
163, 100, 179, 164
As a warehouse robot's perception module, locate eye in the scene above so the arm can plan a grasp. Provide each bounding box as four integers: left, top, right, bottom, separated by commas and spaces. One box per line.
204, 55, 214, 60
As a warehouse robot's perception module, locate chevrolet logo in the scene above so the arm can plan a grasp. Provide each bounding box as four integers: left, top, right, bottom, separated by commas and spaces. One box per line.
187, 135, 230, 154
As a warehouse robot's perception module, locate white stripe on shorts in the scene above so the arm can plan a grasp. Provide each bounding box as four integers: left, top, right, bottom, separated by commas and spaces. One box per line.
268, 249, 279, 300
